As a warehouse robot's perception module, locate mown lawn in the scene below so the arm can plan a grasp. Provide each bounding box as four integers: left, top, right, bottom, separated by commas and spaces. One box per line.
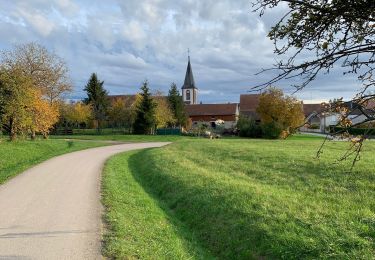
103, 137, 375, 259
0, 138, 107, 184
52, 134, 190, 142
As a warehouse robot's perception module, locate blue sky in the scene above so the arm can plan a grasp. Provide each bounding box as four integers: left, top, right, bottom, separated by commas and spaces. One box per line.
0, 0, 364, 104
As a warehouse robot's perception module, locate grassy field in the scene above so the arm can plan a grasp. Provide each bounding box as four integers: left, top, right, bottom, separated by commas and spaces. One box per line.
0, 138, 107, 184
52, 134, 190, 142
103, 137, 375, 259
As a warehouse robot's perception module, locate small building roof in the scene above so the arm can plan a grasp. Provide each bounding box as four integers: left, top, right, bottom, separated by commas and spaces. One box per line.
185, 103, 238, 116
303, 103, 322, 117
239, 94, 261, 113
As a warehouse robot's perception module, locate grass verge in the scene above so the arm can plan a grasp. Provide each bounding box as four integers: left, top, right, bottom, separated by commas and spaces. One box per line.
102, 150, 213, 259
0, 139, 107, 184
52, 134, 189, 143
103, 138, 375, 259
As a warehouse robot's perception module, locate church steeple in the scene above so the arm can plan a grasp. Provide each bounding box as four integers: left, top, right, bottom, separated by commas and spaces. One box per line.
182, 55, 197, 90
182, 52, 198, 104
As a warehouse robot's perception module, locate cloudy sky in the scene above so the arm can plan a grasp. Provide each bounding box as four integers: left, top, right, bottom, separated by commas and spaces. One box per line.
0, 0, 364, 103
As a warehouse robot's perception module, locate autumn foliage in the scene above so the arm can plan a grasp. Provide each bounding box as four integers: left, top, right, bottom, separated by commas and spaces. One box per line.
256, 88, 305, 138
0, 43, 70, 140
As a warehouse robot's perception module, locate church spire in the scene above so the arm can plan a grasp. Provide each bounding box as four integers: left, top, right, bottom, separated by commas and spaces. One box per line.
182, 50, 198, 105
182, 51, 197, 90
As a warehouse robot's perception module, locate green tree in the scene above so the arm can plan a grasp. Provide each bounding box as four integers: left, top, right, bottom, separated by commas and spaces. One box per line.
0, 66, 34, 140
167, 83, 187, 127
84, 73, 109, 132
133, 81, 156, 134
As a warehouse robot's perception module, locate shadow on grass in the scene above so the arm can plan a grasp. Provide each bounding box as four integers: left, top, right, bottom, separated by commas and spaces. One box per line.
128, 148, 374, 259
128, 149, 273, 259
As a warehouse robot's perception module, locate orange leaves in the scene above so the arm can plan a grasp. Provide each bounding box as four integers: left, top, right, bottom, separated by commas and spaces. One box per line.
29, 90, 59, 136
256, 87, 305, 137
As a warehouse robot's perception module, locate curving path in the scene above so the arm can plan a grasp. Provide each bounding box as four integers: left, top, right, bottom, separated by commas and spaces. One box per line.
0, 142, 170, 259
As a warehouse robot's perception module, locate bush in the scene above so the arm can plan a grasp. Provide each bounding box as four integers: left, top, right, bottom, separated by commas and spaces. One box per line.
261, 121, 283, 139
330, 126, 375, 135
236, 116, 262, 138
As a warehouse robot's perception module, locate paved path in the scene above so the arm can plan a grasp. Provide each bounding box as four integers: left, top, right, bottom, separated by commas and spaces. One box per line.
0, 142, 169, 260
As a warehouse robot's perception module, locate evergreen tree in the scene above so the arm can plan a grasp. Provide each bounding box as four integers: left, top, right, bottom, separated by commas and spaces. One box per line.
83, 73, 108, 131
133, 81, 156, 134
167, 83, 187, 127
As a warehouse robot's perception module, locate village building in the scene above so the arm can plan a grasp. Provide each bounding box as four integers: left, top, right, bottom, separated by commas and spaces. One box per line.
181, 56, 239, 129
108, 56, 371, 133
239, 94, 261, 121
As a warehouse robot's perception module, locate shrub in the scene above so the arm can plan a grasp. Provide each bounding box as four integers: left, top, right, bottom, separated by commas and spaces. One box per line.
330, 126, 375, 135
261, 121, 283, 139
236, 116, 262, 138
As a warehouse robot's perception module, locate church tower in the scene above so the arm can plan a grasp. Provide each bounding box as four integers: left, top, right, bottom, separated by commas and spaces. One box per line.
182, 55, 198, 105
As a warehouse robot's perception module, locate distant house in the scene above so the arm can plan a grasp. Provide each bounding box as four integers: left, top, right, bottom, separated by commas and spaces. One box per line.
239, 94, 261, 120
185, 103, 239, 129
108, 94, 137, 105
303, 103, 322, 126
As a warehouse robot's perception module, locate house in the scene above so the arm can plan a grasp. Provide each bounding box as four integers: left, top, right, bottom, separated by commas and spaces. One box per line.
181, 56, 239, 129
239, 94, 261, 120
185, 103, 239, 129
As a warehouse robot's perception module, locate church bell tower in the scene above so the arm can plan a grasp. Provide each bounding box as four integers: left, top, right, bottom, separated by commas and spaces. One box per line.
182, 54, 198, 105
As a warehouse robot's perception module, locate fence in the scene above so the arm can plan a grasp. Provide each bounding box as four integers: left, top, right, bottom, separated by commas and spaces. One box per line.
156, 128, 181, 135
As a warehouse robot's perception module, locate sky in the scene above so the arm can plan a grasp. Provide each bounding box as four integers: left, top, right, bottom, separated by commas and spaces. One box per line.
0, 0, 365, 104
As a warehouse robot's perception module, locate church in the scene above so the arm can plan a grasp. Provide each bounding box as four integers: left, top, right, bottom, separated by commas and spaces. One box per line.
181, 56, 240, 129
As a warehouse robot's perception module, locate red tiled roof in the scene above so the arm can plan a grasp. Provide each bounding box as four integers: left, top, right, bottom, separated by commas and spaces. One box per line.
185, 103, 238, 116
303, 103, 322, 116
239, 94, 261, 112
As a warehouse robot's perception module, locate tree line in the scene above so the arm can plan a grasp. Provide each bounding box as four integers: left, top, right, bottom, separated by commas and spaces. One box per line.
0, 43, 188, 141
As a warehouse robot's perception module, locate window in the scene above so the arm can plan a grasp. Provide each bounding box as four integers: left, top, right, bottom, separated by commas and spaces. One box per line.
186, 90, 191, 100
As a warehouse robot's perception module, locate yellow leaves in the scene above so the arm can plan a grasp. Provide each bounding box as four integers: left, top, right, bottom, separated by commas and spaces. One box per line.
0, 66, 60, 138
256, 87, 305, 136
65, 102, 92, 124
154, 96, 176, 128
29, 90, 59, 135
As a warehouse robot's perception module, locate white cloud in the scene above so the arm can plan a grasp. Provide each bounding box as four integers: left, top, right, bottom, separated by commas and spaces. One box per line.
0, 0, 364, 103
17, 8, 55, 37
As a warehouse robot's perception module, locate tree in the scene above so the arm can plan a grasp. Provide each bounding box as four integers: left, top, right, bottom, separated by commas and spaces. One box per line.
253, 1, 375, 93
154, 90, 176, 128
133, 81, 156, 134
256, 88, 304, 138
84, 73, 109, 132
167, 83, 187, 127
29, 90, 59, 139
107, 97, 135, 130
0, 66, 34, 140
59, 101, 92, 129
253, 0, 375, 164
1, 42, 72, 103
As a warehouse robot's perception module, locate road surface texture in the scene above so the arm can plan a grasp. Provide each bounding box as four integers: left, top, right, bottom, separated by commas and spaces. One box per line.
0, 142, 169, 260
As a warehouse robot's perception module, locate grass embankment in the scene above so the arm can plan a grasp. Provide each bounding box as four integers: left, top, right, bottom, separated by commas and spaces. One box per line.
0, 139, 107, 184
103, 137, 375, 259
103, 152, 213, 259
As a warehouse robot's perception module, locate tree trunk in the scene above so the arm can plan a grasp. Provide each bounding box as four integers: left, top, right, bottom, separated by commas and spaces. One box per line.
31, 130, 36, 140
9, 118, 16, 141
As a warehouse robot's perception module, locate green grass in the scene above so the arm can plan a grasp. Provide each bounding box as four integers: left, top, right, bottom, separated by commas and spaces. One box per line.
0, 138, 107, 184
103, 138, 375, 259
52, 134, 189, 142
102, 151, 213, 259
